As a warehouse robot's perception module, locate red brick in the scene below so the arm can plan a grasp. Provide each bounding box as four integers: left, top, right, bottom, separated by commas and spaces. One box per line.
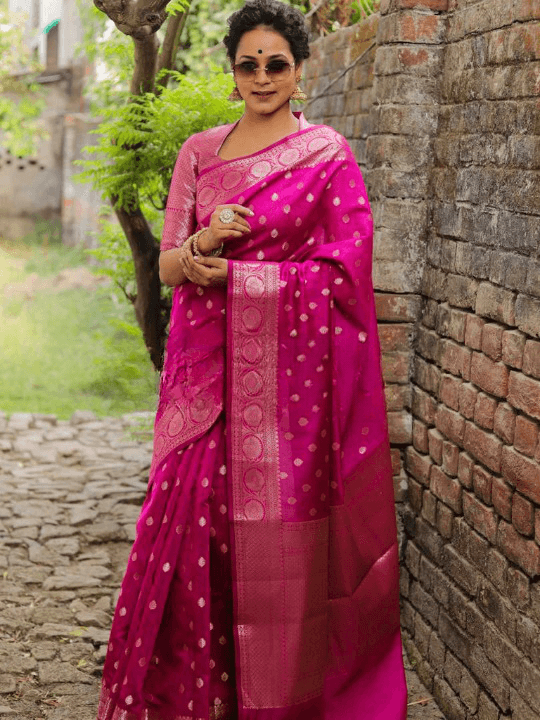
391, 448, 402, 476
393, 475, 406, 503
414, 357, 441, 395
379, 324, 413, 353
536, 509, 540, 545
481, 323, 504, 362
422, 489, 437, 525
409, 478, 423, 513
385, 384, 411, 412
437, 502, 454, 539
399, 12, 446, 43
502, 330, 525, 369
457, 452, 474, 489
473, 465, 493, 505
494, 403, 516, 445
492, 477, 513, 522
428, 428, 443, 464
508, 372, 540, 421
523, 340, 540, 379
397, 0, 449, 10
459, 383, 478, 420
512, 494, 535, 537
442, 441, 459, 477
474, 393, 497, 431
388, 410, 413, 444
463, 423, 503, 474
413, 419, 429, 454
506, 566, 530, 609
501, 446, 540, 504
465, 315, 484, 350
470, 353, 509, 398
436, 405, 466, 446
375, 293, 421, 323
406, 446, 433, 486
439, 374, 461, 412
514, 415, 539, 458
463, 492, 498, 543
431, 465, 462, 514
440, 339, 472, 380
412, 386, 437, 425
382, 352, 410, 384
498, 520, 540, 577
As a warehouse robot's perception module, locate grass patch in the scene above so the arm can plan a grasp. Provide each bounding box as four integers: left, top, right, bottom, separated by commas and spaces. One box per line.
0, 240, 158, 419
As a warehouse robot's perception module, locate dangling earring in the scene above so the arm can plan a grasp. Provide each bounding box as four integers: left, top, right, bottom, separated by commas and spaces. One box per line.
290, 81, 307, 102
228, 86, 242, 102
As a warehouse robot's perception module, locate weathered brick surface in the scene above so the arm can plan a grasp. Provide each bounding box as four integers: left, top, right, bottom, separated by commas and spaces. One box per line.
306, 2, 540, 717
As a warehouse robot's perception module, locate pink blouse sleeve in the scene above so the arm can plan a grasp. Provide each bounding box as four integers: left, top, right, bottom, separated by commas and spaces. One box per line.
160, 135, 198, 252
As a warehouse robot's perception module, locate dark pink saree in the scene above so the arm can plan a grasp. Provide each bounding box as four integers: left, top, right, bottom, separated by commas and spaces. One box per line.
97, 114, 407, 720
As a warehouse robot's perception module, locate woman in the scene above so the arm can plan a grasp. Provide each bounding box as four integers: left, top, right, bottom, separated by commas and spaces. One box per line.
97, 1, 407, 718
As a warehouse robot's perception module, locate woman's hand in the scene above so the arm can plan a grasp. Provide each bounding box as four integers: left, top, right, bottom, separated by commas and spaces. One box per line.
198, 204, 253, 254
180, 242, 228, 287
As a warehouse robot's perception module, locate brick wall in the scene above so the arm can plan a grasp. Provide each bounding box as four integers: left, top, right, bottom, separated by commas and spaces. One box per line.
305, 1, 540, 717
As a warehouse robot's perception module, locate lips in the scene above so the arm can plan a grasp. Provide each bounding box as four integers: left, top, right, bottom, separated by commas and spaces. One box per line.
253, 91, 276, 97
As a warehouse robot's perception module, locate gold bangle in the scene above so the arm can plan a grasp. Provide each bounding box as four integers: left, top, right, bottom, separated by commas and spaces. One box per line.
181, 229, 224, 259
193, 229, 223, 257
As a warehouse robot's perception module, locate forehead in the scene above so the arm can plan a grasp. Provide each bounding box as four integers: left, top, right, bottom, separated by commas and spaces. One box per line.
236, 25, 292, 59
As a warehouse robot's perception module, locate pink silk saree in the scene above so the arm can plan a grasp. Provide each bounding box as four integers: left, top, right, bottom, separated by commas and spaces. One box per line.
97, 113, 407, 720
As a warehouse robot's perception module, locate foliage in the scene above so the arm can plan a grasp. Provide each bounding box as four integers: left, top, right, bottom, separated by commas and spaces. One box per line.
77, 70, 242, 211
310, 0, 375, 34
0, 4, 45, 155
87, 205, 169, 306
77, 2, 134, 111
351, 0, 376, 22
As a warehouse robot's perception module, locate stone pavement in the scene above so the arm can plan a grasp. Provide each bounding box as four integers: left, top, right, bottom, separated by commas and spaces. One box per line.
0, 411, 445, 720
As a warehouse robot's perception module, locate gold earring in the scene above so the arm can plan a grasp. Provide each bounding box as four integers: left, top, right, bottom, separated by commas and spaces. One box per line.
290, 85, 307, 102
228, 86, 242, 102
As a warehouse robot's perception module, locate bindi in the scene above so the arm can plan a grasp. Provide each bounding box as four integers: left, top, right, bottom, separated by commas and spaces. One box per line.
258, 49, 263, 54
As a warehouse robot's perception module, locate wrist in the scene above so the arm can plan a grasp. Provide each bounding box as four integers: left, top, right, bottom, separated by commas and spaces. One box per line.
197, 229, 213, 255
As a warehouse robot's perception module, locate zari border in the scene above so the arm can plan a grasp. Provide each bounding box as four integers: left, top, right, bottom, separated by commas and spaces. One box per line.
197, 126, 348, 219
228, 261, 286, 709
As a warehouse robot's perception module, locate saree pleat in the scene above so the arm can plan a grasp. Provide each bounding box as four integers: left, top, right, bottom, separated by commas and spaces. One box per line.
99, 416, 237, 720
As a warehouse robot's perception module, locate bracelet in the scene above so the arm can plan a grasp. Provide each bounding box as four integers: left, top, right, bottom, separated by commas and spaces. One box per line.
192, 229, 224, 257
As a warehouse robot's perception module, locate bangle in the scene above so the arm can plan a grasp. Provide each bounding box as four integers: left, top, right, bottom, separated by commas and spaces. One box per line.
194, 229, 224, 257
181, 229, 224, 259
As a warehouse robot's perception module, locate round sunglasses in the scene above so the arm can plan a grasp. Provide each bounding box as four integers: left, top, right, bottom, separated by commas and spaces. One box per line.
233, 59, 295, 81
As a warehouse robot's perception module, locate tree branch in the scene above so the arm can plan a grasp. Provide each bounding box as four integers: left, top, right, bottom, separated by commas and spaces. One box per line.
156, 7, 189, 88
94, 0, 170, 39
131, 33, 159, 94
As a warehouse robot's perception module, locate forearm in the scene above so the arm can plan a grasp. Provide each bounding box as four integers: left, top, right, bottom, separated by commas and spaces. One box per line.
159, 247, 188, 287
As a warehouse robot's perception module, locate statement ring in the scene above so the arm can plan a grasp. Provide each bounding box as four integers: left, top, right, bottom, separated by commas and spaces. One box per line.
219, 208, 235, 224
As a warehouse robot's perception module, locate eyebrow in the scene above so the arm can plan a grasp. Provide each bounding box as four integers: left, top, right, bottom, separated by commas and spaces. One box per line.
238, 53, 289, 60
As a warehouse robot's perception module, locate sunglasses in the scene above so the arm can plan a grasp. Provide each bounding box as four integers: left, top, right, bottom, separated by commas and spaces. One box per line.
233, 59, 294, 81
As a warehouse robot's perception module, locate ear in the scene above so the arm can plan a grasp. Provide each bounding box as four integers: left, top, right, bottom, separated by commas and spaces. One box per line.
295, 61, 304, 80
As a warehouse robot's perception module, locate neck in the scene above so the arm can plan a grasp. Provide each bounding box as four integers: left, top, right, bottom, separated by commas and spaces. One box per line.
240, 103, 299, 134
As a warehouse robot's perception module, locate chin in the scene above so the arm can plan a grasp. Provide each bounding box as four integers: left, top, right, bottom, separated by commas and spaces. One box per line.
247, 97, 290, 116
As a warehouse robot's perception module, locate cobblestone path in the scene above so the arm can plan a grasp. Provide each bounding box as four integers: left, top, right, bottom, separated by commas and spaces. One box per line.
0, 411, 444, 720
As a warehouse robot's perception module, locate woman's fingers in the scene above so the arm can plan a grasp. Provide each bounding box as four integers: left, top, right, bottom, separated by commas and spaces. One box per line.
226, 204, 254, 218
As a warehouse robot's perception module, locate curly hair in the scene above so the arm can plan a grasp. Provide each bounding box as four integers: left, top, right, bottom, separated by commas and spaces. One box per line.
223, 0, 311, 66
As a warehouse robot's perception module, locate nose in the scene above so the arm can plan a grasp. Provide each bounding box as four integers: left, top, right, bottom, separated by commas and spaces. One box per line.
254, 67, 271, 84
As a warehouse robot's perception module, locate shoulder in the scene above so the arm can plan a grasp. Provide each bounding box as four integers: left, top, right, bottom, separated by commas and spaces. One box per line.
182, 123, 234, 153
299, 123, 353, 162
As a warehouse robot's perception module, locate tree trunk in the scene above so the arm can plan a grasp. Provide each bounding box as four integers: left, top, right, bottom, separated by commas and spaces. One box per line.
114, 203, 166, 370
131, 34, 159, 94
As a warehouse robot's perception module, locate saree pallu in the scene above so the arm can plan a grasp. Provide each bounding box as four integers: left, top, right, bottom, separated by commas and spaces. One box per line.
98, 118, 407, 720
